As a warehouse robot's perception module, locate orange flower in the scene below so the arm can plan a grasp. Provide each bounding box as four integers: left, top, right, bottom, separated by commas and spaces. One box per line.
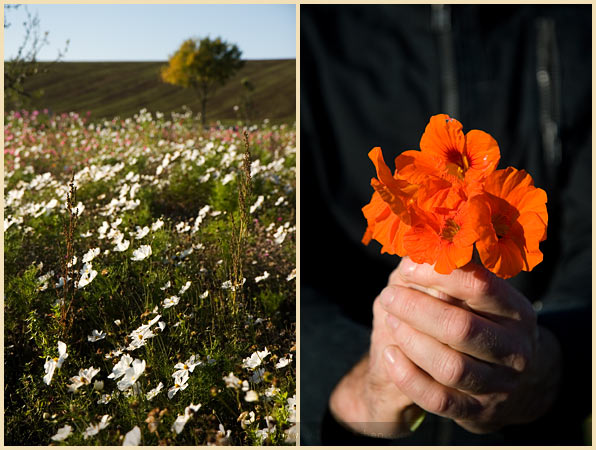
471, 167, 548, 279
418, 114, 501, 184
402, 201, 480, 274
361, 115, 547, 279
361, 147, 420, 255
396, 114, 498, 214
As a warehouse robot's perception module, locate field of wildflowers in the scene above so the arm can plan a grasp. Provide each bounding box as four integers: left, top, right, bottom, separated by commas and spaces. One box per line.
4, 108, 296, 445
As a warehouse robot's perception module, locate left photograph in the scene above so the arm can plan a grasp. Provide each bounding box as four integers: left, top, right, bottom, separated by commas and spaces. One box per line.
4, 3, 296, 446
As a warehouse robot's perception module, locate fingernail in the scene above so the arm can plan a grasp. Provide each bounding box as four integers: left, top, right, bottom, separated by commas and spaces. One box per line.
399, 258, 417, 277
384, 346, 397, 365
379, 287, 395, 307
386, 313, 400, 330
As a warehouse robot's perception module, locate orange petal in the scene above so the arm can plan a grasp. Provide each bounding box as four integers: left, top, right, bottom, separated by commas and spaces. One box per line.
486, 238, 525, 279
403, 224, 440, 265
463, 129, 500, 181
434, 241, 474, 275
419, 114, 465, 160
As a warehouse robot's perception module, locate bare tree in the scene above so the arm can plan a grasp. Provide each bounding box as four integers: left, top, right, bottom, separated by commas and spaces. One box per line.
4, 5, 69, 110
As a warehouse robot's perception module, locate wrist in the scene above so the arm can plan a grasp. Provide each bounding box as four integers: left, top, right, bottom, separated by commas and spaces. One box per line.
329, 353, 421, 439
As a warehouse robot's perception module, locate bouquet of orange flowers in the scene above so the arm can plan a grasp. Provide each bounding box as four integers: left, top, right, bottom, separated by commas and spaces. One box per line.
362, 114, 548, 279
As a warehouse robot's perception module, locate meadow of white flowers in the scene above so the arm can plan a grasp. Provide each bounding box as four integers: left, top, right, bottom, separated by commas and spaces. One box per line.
5, 108, 296, 445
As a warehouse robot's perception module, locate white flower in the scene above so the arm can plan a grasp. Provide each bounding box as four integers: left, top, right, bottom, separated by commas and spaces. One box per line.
221, 172, 235, 185
287, 394, 296, 423
160, 281, 171, 291
178, 247, 193, 259
242, 348, 270, 370
114, 319, 122, 326
108, 354, 133, 379
171, 403, 201, 434
94, 380, 104, 391
223, 372, 242, 389
239, 411, 255, 429
221, 280, 232, 290
217, 423, 231, 440
56, 340, 68, 366
199, 290, 209, 299
249, 195, 264, 214
88, 329, 106, 342
151, 218, 164, 231
122, 425, 141, 445
168, 371, 189, 399
97, 393, 112, 404
146, 382, 164, 400
265, 385, 280, 398
67, 366, 100, 392
273, 226, 287, 245
285, 424, 297, 444
178, 281, 191, 295
98, 221, 109, 238
172, 354, 202, 379
275, 196, 285, 206
134, 226, 150, 239
43, 341, 68, 385
286, 268, 296, 281
275, 354, 293, 369
175, 221, 190, 233
77, 262, 98, 289
82, 247, 101, 263
162, 295, 180, 309
67, 256, 77, 268
82, 414, 111, 439
131, 244, 152, 261
127, 326, 155, 351
245, 390, 259, 402
255, 271, 270, 283
117, 359, 146, 391
113, 239, 130, 252
51, 424, 73, 441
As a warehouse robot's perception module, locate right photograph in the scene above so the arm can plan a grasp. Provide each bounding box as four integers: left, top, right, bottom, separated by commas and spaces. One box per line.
300, 4, 591, 446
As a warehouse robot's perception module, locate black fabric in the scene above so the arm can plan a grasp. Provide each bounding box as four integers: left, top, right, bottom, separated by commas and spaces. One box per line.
301, 4, 591, 446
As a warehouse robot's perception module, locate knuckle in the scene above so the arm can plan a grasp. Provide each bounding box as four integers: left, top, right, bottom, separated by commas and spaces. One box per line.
437, 352, 466, 387
469, 267, 499, 299
396, 327, 415, 352
428, 390, 454, 416
506, 341, 532, 372
442, 307, 474, 344
394, 286, 417, 319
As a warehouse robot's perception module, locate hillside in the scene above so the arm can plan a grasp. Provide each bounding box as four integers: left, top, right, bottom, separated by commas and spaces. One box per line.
7, 59, 296, 123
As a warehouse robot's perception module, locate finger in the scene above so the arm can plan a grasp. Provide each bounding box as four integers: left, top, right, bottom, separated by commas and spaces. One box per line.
393, 257, 535, 323
384, 313, 516, 394
379, 284, 532, 371
383, 344, 481, 421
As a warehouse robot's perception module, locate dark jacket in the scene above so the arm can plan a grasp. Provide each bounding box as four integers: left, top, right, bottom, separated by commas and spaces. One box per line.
301, 4, 591, 445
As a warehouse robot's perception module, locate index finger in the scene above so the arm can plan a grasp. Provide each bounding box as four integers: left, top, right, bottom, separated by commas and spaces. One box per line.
390, 257, 535, 323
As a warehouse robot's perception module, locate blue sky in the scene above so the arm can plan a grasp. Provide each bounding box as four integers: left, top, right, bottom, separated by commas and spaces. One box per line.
4, 4, 296, 61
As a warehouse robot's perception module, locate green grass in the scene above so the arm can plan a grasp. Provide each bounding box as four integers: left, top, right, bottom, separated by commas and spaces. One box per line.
5, 59, 296, 123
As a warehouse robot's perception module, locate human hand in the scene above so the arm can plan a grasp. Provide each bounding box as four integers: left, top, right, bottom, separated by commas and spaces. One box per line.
378, 257, 561, 434
328, 275, 427, 439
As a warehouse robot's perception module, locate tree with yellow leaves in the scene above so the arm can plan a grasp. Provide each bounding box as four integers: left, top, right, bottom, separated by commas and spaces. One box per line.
161, 37, 244, 127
